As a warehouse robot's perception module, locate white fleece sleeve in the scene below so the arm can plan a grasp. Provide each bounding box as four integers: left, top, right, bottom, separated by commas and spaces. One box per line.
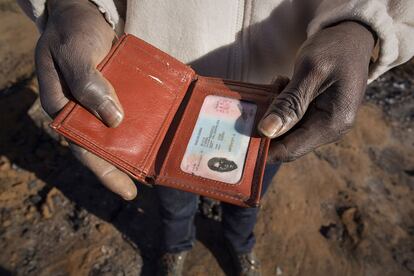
16, 0, 121, 31
16, 0, 47, 30
307, 0, 414, 83
89, 0, 120, 30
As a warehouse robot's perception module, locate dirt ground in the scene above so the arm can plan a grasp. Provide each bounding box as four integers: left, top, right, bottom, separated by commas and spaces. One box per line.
0, 2, 413, 276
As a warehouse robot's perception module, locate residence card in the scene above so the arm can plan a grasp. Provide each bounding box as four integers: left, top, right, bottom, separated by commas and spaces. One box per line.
180, 95, 257, 184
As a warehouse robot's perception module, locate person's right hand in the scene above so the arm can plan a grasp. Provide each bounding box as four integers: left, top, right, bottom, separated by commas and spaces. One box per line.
35, 0, 137, 200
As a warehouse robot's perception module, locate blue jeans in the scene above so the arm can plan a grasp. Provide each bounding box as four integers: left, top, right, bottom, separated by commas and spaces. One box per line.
156, 163, 280, 254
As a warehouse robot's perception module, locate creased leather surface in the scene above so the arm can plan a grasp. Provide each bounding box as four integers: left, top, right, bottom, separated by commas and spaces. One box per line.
51, 35, 195, 178
51, 34, 280, 207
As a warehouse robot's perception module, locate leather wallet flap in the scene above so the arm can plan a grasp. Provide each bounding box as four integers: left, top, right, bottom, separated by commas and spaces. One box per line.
51, 35, 196, 180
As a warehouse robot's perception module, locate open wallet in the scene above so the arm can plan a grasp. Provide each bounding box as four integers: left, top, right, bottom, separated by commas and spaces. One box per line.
50, 34, 285, 207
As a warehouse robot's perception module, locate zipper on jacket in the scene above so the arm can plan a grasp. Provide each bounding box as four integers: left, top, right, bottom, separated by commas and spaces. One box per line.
230, 0, 245, 81
230, 0, 251, 81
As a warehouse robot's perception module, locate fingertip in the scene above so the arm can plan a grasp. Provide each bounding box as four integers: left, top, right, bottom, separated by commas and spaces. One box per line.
96, 99, 124, 127
121, 187, 137, 201
90, 71, 125, 127
258, 113, 283, 138
74, 70, 124, 127
110, 174, 137, 200
105, 176, 137, 201
122, 178, 137, 200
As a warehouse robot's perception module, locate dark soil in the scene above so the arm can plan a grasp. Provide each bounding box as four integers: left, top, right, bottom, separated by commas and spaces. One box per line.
0, 2, 413, 275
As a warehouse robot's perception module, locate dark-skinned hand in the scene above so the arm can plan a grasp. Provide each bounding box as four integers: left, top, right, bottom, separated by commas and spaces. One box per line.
259, 21, 375, 163
35, 0, 137, 200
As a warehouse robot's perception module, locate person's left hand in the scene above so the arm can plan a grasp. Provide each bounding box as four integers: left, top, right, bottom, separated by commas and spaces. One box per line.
258, 21, 375, 162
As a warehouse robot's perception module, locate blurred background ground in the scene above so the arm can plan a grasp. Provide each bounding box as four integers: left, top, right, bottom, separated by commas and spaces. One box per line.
0, 1, 413, 276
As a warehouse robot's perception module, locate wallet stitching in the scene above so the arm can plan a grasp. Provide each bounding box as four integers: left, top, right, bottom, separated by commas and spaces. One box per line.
112, 36, 185, 89
175, 170, 244, 186
139, 95, 177, 170
248, 139, 266, 203
52, 35, 273, 206
199, 78, 275, 96
63, 38, 126, 124
108, 36, 192, 171
141, 70, 192, 172
58, 125, 145, 177
160, 90, 262, 186
60, 38, 148, 171
113, 58, 177, 94
62, 98, 170, 175
97, 35, 128, 71
157, 177, 247, 203
51, 102, 77, 128
160, 87, 265, 188
62, 118, 146, 173
158, 88, 222, 184
61, 37, 192, 174
126, 35, 194, 85
127, 42, 188, 80
123, 37, 190, 86
63, 69, 189, 173
201, 77, 275, 93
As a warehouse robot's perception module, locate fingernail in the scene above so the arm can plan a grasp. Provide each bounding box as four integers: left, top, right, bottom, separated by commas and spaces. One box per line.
122, 190, 137, 201
259, 113, 283, 137
97, 100, 123, 127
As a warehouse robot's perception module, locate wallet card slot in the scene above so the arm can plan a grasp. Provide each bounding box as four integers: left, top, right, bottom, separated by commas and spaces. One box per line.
156, 77, 273, 205
179, 95, 257, 184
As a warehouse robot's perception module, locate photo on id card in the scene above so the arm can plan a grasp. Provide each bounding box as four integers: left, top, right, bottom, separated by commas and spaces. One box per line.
180, 95, 257, 184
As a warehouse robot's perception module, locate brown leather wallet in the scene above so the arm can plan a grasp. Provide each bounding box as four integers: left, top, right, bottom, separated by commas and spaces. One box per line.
51, 34, 282, 207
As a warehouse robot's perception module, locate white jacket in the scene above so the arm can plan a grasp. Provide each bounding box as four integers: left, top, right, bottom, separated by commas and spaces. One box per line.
18, 0, 414, 84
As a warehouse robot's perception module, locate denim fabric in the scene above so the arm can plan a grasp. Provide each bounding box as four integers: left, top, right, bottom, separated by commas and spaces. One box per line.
155, 163, 281, 253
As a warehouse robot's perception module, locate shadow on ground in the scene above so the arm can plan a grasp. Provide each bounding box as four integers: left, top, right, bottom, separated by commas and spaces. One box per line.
0, 80, 236, 275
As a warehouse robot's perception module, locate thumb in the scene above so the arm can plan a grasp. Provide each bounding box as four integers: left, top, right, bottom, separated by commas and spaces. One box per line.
258, 70, 327, 138
70, 143, 137, 200
69, 69, 124, 128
